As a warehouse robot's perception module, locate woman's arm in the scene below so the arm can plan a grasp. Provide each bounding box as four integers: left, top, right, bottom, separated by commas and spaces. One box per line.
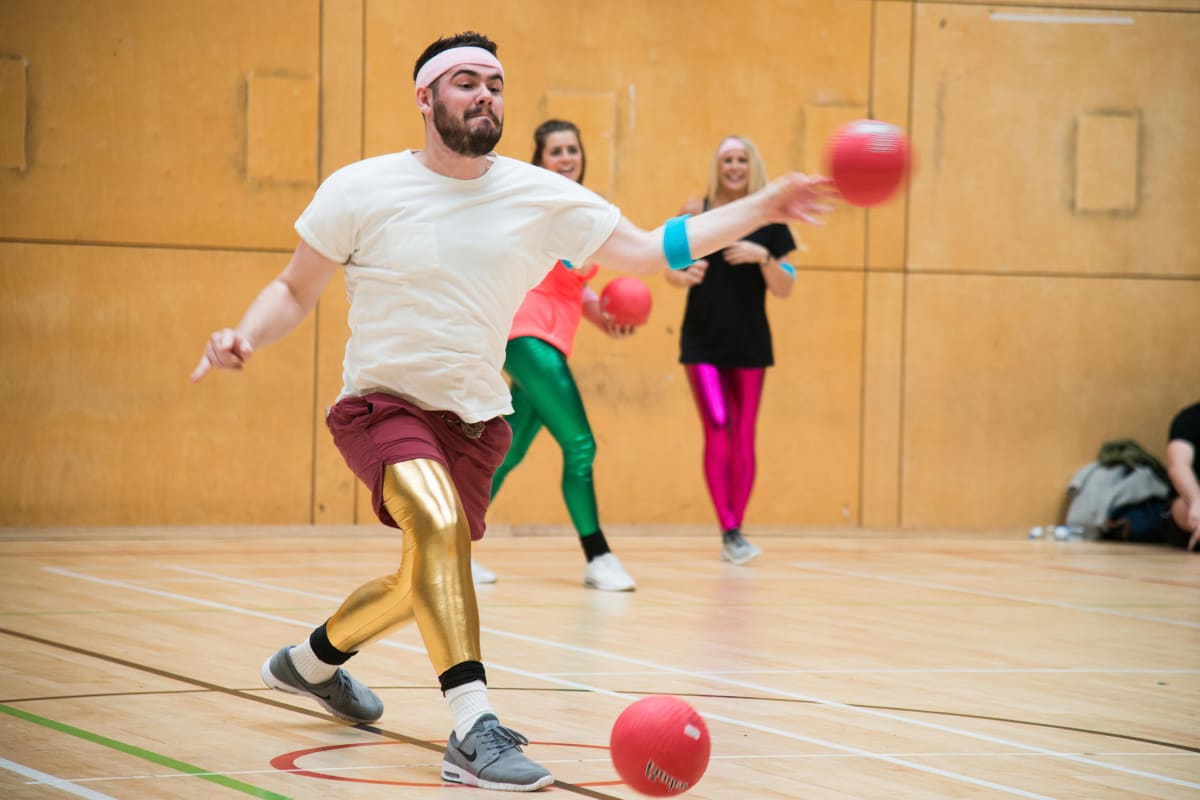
761, 250, 796, 298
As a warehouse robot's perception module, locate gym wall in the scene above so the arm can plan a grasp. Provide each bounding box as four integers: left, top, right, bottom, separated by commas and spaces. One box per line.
1, 0, 1196, 529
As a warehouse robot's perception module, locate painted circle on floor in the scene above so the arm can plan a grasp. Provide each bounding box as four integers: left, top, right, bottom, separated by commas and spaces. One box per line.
270, 739, 620, 787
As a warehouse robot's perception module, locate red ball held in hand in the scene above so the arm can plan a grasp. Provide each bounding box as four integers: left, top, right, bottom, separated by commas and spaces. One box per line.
600, 276, 653, 327
825, 119, 911, 207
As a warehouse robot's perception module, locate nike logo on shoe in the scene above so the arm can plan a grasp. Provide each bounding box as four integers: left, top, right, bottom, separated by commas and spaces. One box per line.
458, 746, 478, 761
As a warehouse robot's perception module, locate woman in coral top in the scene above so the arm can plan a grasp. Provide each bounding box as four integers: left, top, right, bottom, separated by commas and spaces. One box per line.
473, 119, 639, 591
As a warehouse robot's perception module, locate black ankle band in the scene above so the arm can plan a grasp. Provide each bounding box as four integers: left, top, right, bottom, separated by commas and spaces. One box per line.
309, 622, 355, 665
439, 660, 487, 694
580, 530, 611, 561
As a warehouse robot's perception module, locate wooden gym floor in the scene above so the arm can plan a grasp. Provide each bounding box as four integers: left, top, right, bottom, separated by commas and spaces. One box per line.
0, 525, 1197, 799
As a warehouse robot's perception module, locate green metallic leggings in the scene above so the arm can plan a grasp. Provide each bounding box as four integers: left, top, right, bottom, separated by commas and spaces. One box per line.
491, 336, 600, 538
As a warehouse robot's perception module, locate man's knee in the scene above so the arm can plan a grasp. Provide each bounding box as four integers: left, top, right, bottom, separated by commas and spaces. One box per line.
381, 460, 467, 541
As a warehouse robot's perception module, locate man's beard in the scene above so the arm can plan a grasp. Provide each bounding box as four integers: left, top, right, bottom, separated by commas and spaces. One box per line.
433, 100, 502, 157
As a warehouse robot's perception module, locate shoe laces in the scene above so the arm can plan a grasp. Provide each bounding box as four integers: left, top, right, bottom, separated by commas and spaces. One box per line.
330, 669, 356, 698
477, 720, 530, 756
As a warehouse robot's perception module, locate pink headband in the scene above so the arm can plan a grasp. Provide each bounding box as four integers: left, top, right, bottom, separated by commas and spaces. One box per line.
717, 137, 746, 157
414, 46, 504, 89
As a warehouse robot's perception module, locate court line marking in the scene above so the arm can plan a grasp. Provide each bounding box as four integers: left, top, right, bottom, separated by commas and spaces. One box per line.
0, 755, 119, 799
0, 634, 618, 800
0, 703, 292, 799
542, 668, 1200, 675
788, 562, 1200, 628
171, 565, 1200, 791
15, 748, 1198, 787
45, 566, 1200, 797
45, 566, 1054, 799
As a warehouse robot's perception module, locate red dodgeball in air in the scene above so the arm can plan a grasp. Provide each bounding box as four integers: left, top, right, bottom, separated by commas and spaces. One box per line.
825, 119, 911, 207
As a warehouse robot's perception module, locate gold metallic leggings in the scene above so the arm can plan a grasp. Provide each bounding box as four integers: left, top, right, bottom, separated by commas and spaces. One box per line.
323, 459, 480, 675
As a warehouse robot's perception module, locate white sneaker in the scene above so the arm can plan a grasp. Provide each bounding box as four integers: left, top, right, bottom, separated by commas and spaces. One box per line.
471, 560, 497, 584
583, 553, 636, 592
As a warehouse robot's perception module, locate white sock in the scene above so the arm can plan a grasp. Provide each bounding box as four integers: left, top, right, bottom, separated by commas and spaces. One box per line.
288, 641, 338, 684
446, 680, 494, 740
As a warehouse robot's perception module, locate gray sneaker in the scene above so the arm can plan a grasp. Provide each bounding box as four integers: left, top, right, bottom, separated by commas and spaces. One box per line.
260, 646, 383, 724
441, 714, 554, 791
721, 530, 762, 565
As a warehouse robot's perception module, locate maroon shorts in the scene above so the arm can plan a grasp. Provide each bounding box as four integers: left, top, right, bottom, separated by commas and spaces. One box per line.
325, 392, 512, 541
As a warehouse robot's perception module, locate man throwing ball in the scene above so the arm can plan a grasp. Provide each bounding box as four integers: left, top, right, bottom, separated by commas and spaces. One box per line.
192, 30, 834, 792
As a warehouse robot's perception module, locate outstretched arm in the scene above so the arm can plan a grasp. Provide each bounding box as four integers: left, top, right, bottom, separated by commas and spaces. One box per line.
190, 240, 340, 382
591, 173, 833, 274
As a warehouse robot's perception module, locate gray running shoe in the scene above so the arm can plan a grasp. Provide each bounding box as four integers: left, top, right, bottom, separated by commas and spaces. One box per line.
441, 714, 554, 792
720, 530, 762, 565
260, 645, 383, 724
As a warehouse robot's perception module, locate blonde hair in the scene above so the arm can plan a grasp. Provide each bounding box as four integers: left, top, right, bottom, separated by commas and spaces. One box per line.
706, 136, 768, 202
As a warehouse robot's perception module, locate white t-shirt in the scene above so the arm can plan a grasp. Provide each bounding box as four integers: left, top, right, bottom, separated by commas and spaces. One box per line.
295, 150, 622, 422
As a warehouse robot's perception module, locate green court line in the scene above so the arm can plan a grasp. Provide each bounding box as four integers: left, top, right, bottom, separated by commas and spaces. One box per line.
0, 703, 293, 800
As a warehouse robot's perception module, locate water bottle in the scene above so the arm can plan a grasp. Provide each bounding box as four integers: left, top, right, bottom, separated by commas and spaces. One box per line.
1030, 524, 1086, 541
1053, 525, 1087, 541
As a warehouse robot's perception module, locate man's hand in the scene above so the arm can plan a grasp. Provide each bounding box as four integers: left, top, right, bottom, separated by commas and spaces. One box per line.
190, 328, 254, 382
763, 173, 837, 225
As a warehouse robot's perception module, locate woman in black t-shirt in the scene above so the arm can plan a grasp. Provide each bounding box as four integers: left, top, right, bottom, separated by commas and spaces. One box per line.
665, 136, 798, 565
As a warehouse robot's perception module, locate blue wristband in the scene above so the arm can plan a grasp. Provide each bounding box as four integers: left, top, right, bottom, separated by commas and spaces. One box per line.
778, 261, 796, 279
663, 214, 693, 270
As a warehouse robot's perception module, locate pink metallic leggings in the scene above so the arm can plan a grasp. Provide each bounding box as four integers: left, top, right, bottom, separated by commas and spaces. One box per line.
684, 364, 766, 532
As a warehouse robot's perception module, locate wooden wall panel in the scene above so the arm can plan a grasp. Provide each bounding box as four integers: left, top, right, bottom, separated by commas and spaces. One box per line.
245, 74, 319, 184
984, 0, 1200, 9
908, 4, 1200, 276
1073, 111, 1139, 213
2, 0, 1195, 532
754, 271, 864, 525
0, 243, 316, 525
861, 271, 905, 527
867, 1, 913, 270
0, 55, 28, 170
901, 274, 1200, 528
544, 91, 618, 200
361, 1, 876, 529
312, 0, 365, 524
361, 1, 873, 238
0, 0, 320, 249
800, 103, 869, 268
